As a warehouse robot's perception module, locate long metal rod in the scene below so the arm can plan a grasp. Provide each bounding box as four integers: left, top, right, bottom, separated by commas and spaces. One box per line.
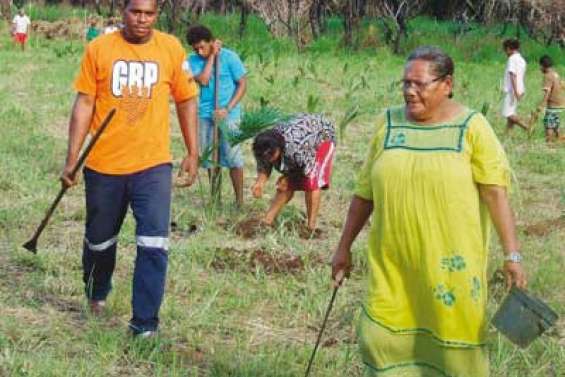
22, 108, 116, 253
305, 284, 340, 377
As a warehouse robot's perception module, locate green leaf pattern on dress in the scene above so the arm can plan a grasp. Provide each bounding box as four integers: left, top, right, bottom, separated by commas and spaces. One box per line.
441, 254, 466, 272
435, 254, 482, 307
433, 284, 456, 306
470, 276, 481, 302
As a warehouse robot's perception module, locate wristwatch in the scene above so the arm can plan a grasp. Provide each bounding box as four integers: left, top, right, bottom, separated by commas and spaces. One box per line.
504, 251, 523, 263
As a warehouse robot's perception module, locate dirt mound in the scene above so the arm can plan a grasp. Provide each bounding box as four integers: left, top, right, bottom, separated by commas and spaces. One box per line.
211, 247, 304, 274
233, 217, 324, 240
234, 218, 271, 239
288, 223, 324, 240
322, 337, 338, 347
32, 18, 84, 39
40, 293, 82, 313
523, 217, 564, 237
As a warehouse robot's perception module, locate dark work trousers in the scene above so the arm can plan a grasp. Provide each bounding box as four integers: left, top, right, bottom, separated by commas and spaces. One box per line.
82, 163, 172, 334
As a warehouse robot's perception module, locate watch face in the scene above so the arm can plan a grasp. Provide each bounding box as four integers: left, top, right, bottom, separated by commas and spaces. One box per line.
506, 253, 522, 263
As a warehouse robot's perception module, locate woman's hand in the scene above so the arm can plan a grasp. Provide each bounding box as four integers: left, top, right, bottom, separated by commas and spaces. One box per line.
503, 261, 527, 290
252, 173, 269, 198
331, 248, 352, 288
251, 182, 263, 198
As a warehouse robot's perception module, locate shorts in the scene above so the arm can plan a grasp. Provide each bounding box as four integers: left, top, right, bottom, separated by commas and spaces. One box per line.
501, 92, 519, 118
543, 109, 562, 131
199, 118, 244, 169
14, 33, 27, 44
288, 141, 335, 192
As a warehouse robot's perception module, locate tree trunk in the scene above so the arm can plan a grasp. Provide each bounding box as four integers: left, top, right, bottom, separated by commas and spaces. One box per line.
1, 0, 11, 21
287, 0, 294, 38
343, 0, 353, 46
394, 14, 407, 54
309, 0, 325, 39
342, 0, 363, 48
171, 0, 179, 34
95, 0, 102, 15
239, 0, 248, 39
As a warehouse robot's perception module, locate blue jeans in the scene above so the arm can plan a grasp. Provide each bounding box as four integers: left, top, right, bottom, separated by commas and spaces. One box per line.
82, 163, 171, 333
199, 118, 244, 168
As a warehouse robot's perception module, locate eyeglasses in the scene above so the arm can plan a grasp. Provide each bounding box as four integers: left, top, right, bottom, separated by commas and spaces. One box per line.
402, 75, 448, 92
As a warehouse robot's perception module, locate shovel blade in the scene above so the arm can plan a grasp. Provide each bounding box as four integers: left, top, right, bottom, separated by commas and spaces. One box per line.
22, 239, 38, 254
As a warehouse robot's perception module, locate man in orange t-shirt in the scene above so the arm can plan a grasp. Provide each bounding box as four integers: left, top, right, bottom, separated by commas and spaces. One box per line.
60, 0, 199, 337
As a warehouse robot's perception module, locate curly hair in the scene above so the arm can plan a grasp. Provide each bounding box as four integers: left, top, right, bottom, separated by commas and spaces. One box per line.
186, 25, 214, 45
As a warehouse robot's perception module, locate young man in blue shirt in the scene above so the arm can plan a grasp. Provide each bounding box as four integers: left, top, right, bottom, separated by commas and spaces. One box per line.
186, 25, 247, 206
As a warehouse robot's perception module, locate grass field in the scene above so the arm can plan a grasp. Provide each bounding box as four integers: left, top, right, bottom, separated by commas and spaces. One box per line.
0, 14, 564, 377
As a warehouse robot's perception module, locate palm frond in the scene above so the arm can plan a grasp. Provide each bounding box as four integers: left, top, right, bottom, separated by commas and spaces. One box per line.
339, 105, 361, 140
307, 94, 320, 113
199, 144, 215, 167
481, 101, 490, 116
222, 106, 291, 146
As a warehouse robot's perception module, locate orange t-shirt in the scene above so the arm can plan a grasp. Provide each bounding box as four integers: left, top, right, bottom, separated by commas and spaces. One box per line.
74, 30, 198, 174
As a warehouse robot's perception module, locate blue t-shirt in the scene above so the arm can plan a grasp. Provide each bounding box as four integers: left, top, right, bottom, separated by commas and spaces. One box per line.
188, 48, 247, 122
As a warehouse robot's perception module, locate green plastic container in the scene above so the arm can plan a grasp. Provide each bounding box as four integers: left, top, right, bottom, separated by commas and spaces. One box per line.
492, 287, 558, 348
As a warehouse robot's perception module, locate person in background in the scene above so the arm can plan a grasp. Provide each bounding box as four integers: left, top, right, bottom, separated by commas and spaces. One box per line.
186, 25, 247, 206
85, 19, 100, 42
251, 113, 336, 232
104, 18, 119, 34
534, 55, 564, 143
61, 0, 199, 338
332, 46, 526, 377
501, 38, 529, 134
12, 8, 31, 51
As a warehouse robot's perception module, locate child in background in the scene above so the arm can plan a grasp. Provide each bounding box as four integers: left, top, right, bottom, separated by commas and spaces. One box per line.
85, 19, 100, 42
501, 39, 529, 134
534, 55, 565, 143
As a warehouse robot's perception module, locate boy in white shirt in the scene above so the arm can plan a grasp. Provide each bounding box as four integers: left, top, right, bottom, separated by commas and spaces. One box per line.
12, 9, 31, 51
501, 38, 529, 133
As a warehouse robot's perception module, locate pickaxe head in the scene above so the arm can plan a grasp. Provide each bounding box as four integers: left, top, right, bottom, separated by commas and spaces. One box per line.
22, 238, 38, 254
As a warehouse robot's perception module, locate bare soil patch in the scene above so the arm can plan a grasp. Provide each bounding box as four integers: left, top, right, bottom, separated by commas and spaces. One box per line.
288, 223, 324, 240
233, 216, 325, 240
233, 217, 270, 239
523, 217, 564, 237
39, 293, 82, 313
211, 247, 305, 274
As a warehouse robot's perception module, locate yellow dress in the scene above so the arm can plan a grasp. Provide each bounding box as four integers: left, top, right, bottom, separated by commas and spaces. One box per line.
355, 107, 510, 377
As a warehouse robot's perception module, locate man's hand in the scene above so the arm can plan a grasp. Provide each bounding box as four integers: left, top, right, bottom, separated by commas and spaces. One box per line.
176, 154, 198, 187
516, 92, 524, 101
60, 162, 79, 188
251, 181, 263, 198
212, 39, 223, 56
503, 261, 527, 290
214, 108, 228, 121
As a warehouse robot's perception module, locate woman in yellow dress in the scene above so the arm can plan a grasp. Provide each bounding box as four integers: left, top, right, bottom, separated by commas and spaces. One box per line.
331, 46, 527, 377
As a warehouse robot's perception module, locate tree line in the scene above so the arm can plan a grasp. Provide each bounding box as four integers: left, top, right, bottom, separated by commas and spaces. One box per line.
2, 0, 563, 50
